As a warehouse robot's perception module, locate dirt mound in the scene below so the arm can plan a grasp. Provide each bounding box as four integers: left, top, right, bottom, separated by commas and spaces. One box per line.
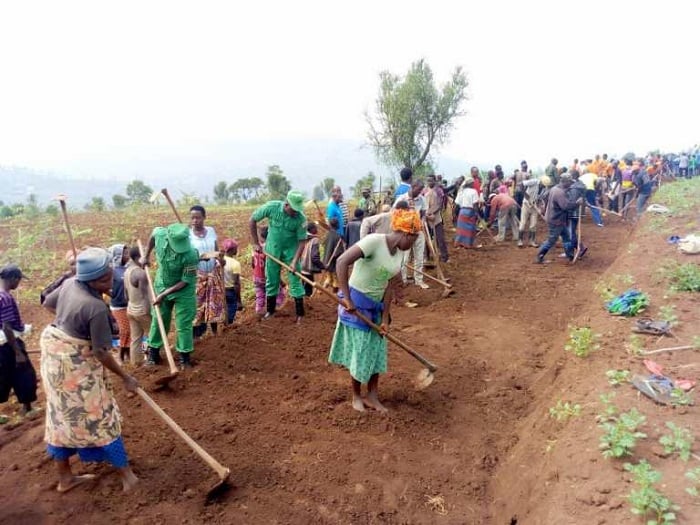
0, 209, 674, 524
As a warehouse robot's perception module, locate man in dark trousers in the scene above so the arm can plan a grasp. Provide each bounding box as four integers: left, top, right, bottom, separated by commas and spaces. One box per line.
535, 173, 583, 264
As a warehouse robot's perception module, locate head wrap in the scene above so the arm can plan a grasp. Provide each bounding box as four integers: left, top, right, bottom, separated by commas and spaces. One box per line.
76, 247, 112, 282
391, 209, 422, 234
222, 238, 238, 252
109, 244, 127, 267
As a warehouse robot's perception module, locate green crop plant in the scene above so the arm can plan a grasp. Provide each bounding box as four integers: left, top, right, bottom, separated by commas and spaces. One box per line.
594, 273, 634, 302
606, 369, 631, 386
564, 326, 600, 358
685, 467, 700, 498
658, 305, 679, 327
626, 334, 644, 356
669, 388, 694, 407
664, 262, 700, 292
549, 400, 581, 422
599, 407, 647, 458
659, 422, 694, 461
624, 460, 679, 524
598, 392, 618, 419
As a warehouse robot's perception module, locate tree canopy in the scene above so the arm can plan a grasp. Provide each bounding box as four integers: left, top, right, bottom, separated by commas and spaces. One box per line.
266, 165, 291, 201
125, 179, 154, 204
367, 59, 468, 175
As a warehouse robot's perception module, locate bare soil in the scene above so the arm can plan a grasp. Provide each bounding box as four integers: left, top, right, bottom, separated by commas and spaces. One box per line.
1, 205, 698, 524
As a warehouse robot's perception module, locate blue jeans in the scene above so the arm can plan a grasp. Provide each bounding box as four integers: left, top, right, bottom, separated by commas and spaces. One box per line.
538, 224, 574, 260
586, 190, 602, 225
225, 288, 238, 324
636, 192, 651, 216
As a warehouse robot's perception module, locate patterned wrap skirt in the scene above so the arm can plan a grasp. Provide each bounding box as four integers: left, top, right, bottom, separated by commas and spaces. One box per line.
194, 267, 226, 326
455, 207, 478, 247
40, 325, 124, 462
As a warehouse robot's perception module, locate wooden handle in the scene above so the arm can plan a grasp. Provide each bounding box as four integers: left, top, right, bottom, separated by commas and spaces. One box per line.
137, 240, 179, 375
58, 199, 78, 259
405, 263, 452, 288
421, 221, 446, 281
136, 387, 229, 479
265, 251, 437, 373
161, 189, 183, 223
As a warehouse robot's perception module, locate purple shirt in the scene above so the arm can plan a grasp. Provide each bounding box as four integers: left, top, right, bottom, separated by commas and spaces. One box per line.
0, 290, 24, 332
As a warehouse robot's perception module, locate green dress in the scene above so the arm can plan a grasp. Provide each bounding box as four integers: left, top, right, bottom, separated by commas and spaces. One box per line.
328, 234, 405, 384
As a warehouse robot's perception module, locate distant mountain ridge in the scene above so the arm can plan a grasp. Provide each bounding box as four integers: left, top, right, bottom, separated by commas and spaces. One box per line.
1, 138, 479, 207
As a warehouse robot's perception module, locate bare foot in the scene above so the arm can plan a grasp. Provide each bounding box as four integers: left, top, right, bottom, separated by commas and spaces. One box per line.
57, 474, 96, 493
351, 395, 366, 413
121, 470, 139, 492
363, 393, 388, 414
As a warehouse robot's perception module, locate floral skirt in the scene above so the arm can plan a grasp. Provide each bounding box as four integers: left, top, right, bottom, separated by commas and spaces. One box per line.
40, 326, 122, 449
328, 320, 387, 384
194, 268, 226, 325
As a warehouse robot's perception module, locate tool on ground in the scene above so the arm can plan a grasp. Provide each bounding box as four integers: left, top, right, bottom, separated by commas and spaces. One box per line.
639, 342, 700, 356
264, 251, 437, 389
572, 203, 584, 263
56, 194, 78, 259
136, 387, 230, 500
587, 203, 623, 217
405, 263, 453, 298
137, 240, 179, 387
421, 221, 446, 282
150, 188, 183, 223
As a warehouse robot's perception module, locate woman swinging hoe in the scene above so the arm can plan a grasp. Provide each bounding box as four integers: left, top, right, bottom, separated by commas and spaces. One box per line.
328, 208, 420, 413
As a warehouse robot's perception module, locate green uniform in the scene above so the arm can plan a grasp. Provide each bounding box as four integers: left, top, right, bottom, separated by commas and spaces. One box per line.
147, 227, 199, 353
251, 200, 307, 299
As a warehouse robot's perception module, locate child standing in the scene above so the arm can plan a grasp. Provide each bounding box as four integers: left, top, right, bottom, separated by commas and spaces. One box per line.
252, 227, 287, 316
300, 223, 325, 297
222, 239, 241, 324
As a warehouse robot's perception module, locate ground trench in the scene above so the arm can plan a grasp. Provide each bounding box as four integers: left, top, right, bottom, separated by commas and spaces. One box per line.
0, 218, 631, 524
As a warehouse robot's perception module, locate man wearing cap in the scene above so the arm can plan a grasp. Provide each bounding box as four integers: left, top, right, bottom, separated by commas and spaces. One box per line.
141, 223, 199, 368
249, 190, 308, 322
358, 187, 377, 216
535, 173, 583, 263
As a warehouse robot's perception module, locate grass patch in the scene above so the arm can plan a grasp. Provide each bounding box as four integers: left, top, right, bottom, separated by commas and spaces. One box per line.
664, 262, 700, 292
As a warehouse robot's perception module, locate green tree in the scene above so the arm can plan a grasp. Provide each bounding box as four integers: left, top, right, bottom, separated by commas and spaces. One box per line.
265, 165, 291, 201
312, 185, 325, 201
85, 196, 106, 212
351, 171, 377, 199
213, 181, 231, 204
125, 179, 154, 205
45, 204, 59, 216
367, 59, 468, 173
321, 177, 336, 199
177, 192, 200, 207
25, 193, 40, 218
112, 194, 128, 209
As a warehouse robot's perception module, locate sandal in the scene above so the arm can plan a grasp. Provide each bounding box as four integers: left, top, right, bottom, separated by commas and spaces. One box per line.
631, 374, 674, 405
633, 317, 672, 336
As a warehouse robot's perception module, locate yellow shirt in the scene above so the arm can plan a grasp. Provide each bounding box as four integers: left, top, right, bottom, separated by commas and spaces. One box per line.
579, 172, 598, 190
223, 255, 241, 289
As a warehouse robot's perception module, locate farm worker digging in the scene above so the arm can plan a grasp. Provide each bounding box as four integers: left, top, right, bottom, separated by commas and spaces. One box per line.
535, 173, 583, 264
249, 190, 308, 323
40, 247, 139, 493
141, 223, 199, 369
328, 207, 420, 413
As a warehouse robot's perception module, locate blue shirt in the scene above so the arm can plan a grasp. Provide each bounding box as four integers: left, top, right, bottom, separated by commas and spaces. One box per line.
326, 200, 345, 237
394, 182, 411, 199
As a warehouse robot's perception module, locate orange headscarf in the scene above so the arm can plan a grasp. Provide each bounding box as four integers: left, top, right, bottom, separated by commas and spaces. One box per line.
391, 209, 422, 234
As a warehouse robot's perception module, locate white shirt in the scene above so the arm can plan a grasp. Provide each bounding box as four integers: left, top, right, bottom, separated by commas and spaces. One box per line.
393, 192, 426, 213
455, 187, 480, 208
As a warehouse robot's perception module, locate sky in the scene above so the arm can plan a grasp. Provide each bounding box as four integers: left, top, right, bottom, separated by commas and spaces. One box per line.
0, 0, 698, 177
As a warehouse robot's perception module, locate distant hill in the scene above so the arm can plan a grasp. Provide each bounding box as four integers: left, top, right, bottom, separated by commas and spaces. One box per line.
1, 139, 476, 207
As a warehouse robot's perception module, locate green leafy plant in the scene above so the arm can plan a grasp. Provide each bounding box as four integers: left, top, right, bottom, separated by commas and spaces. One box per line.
659, 422, 694, 461
549, 400, 582, 422
564, 326, 600, 358
599, 407, 647, 458
626, 334, 644, 356
665, 262, 700, 292
685, 466, 700, 498
606, 369, 631, 386
658, 305, 679, 327
624, 460, 679, 524
669, 388, 694, 407
598, 392, 618, 419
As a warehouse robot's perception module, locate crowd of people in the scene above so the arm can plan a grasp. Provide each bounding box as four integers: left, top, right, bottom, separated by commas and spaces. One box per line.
0, 149, 678, 491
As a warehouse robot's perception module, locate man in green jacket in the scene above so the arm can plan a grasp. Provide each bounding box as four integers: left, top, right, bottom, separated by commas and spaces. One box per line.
249, 190, 307, 322
141, 223, 199, 369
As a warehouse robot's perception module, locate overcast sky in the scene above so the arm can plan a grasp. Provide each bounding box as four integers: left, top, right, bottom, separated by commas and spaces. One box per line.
1, 0, 697, 174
